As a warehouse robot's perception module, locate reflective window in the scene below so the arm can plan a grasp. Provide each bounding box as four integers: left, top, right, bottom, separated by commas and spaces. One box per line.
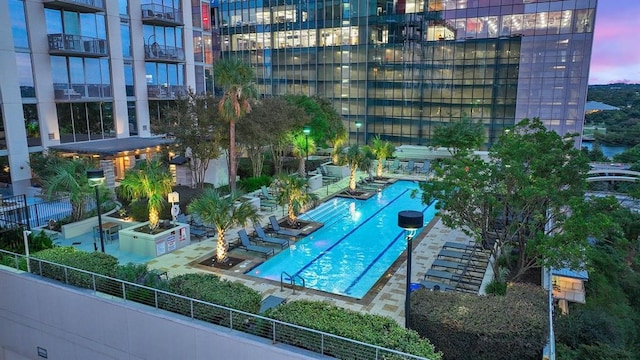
24, 104, 41, 147
121, 24, 131, 57
16, 53, 35, 98
57, 102, 114, 143
9, 0, 28, 49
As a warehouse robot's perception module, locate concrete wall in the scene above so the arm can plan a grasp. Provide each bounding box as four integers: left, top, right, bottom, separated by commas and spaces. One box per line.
0, 269, 323, 360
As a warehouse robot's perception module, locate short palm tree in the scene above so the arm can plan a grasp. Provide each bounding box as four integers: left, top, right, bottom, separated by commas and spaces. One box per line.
369, 135, 395, 178
291, 133, 316, 178
119, 159, 173, 231
41, 158, 100, 221
337, 145, 374, 192
187, 189, 261, 263
214, 58, 258, 194
271, 174, 319, 226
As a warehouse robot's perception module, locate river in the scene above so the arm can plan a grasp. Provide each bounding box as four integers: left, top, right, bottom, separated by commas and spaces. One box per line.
581, 142, 629, 159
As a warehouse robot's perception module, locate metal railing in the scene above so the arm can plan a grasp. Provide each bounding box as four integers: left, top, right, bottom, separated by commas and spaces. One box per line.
0, 249, 430, 360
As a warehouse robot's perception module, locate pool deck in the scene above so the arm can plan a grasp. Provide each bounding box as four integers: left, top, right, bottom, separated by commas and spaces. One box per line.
125, 171, 494, 326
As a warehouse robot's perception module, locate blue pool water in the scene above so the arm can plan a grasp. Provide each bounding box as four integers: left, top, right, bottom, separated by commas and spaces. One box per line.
246, 181, 437, 299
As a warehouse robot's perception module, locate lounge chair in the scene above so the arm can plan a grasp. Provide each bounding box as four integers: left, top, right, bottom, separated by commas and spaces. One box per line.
431, 259, 465, 271
260, 186, 276, 201
419, 160, 431, 174
424, 269, 461, 282
388, 158, 400, 173
420, 279, 456, 292
319, 165, 340, 184
253, 223, 289, 248
268, 215, 302, 237
238, 229, 274, 258
404, 160, 415, 174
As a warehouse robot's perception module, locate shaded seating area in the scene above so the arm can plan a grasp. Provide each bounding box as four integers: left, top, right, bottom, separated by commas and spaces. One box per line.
253, 223, 290, 249
238, 229, 274, 258
268, 215, 302, 238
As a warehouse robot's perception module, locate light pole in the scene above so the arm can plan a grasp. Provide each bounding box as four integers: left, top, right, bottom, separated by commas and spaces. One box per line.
23, 230, 31, 273
398, 210, 423, 328
355, 121, 362, 146
303, 126, 311, 177
87, 169, 106, 253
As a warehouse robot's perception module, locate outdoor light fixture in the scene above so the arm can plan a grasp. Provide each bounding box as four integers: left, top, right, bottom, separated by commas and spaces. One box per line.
398, 210, 424, 328
355, 121, 362, 145
303, 126, 311, 177
87, 169, 106, 253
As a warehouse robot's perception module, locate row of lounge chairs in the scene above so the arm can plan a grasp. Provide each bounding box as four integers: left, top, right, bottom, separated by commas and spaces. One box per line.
420, 241, 489, 293
237, 215, 302, 258
387, 159, 432, 175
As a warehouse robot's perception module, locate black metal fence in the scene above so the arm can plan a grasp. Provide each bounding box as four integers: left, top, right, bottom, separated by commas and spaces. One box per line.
0, 194, 77, 230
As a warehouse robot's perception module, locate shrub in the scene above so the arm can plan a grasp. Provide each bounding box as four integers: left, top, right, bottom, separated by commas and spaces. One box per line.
555, 308, 628, 350
411, 282, 548, 360
116, 263, 168, 306
31, 247, 119, 291
484, 279, 507, 296
163, 273, 261, 326
264, 300, 442, 359
238, 176, 273, 193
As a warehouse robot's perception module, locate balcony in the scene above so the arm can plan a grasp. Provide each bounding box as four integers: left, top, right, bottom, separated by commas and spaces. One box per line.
144, 44, 185, 63
48, 34, 108, 57
53, 84, 112, 101
147, 85, 187, 100
43, 0, 104, 13
141, 4, 183, 26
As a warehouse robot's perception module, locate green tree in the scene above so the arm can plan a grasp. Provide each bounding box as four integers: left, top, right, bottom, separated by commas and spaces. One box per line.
39, 157, 103, 221
369, 135, 395, 178
291, 132, 317, 178
271, 174, 319, 226
215, 58, 258, 193
420, 118, 605, 280
432, 115, 485, 155
237, 97, 308, 176
119, 159, 173, 231
187, 189, 261, 262
162, 90, 224, 188
337, 144, 374, 192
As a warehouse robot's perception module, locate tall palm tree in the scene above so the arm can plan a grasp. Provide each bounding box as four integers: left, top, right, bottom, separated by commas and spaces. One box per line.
337, 145, 374, 192
369, 135, 395, 178
271, 174, 319, 226
291, 133, 317, 178
119, 159, 173, 231
214, 58, 258, 194
187, 189, 261, 263
41, 158, 100, 221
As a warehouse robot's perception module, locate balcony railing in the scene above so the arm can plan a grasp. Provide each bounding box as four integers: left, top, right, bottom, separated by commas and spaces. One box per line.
53, 83, 112, 101
0, 249, 430, 360
144, 44, 185, 62
141, 3, 183, 25
147, 85, 187, 99
48, 34, 108, 57
43, 0, 104, 12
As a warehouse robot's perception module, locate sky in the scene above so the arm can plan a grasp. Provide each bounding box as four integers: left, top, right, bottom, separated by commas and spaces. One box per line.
589, 0, 640, 84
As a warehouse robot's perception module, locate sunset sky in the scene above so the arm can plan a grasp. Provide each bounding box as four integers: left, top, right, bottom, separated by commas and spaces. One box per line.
590, 0, 640, 84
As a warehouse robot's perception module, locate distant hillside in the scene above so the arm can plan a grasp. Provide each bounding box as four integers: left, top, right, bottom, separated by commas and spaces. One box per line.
587, 83, 640, 108
586, 84, 640, 147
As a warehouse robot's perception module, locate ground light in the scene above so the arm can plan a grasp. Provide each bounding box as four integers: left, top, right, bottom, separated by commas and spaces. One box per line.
398, 210, 423, 328
87, 169, 106, 252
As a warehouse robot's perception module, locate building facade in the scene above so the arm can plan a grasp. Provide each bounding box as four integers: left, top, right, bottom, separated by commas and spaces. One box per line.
1, 0, 214, 195
214, 0, 596, 146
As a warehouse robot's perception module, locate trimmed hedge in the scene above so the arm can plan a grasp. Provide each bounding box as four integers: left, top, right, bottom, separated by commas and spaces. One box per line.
31, 247, 120, 292
265, 300, 442, 360
411, 283, 548, 360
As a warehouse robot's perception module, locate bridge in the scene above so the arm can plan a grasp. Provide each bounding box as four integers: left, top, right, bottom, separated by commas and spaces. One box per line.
587, 168, 640, 183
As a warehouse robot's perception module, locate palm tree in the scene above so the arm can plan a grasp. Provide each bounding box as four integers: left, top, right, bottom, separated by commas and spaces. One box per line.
369, 135, 395, 178
337, 145, 374, 192
291, 133, 317, 178
214, 58, 258, 194
41, 158, 101, 221
119, 159, 173, 231
187, 189, 261, 263
271, 174, 319, 226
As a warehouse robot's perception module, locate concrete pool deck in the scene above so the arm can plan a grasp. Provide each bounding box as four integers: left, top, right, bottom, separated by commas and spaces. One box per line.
138, 171, 494, 325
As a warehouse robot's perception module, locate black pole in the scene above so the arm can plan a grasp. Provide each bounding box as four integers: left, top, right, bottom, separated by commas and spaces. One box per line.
95, 186, 105, 253
305, 134, 309, 177
405, 234, 412, 328
356, 128, 359, 146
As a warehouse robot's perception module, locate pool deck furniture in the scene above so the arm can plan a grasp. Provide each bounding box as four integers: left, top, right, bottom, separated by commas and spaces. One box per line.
442, 241, 477, 252
253, 223, 290, 249
431, 259, 466, 271
268, 215, 302, 238
437, 249, 473, 260
388, 158, 400, 173
420, 280, 456, 292
238, 229, 274, 258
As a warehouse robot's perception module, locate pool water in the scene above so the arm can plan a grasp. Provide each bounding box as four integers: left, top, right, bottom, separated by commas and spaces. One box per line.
246, 181, 437, 299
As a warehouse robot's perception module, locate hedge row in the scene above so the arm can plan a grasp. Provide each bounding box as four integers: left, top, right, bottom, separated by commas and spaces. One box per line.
265, 300, 442, 360
410, 283, 548, 360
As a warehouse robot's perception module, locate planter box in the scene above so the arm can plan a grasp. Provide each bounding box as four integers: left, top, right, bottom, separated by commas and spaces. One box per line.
308, 173, 323, 191
60, 216, 130, 239
119, 221, 190, 258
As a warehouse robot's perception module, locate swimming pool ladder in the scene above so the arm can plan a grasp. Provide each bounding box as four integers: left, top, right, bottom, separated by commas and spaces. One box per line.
281, 271, 306, 294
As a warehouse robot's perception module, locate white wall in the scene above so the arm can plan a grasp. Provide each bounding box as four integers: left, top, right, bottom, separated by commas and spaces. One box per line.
0, 269, 324, 360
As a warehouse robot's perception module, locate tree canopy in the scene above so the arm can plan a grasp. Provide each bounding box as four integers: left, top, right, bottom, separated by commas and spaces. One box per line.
432, 115, 485, 154
420, 118, 607, 280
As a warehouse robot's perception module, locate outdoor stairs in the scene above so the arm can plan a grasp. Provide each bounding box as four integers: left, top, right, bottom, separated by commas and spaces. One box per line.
422, 242, 492, 294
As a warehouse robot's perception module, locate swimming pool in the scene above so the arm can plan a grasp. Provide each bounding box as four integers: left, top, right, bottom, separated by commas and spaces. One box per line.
246, 180, 437, 299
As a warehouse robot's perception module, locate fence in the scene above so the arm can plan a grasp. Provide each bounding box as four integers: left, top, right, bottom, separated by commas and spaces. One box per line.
0, 194, 95, 230
0, 249, 430, 360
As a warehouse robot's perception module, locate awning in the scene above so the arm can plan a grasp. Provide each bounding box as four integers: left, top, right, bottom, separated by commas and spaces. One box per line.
49, 137, 174, 157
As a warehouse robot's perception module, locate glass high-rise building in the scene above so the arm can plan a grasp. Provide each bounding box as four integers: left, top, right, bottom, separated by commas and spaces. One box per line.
0, 0, 214, 195
214, 0, 596, 146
